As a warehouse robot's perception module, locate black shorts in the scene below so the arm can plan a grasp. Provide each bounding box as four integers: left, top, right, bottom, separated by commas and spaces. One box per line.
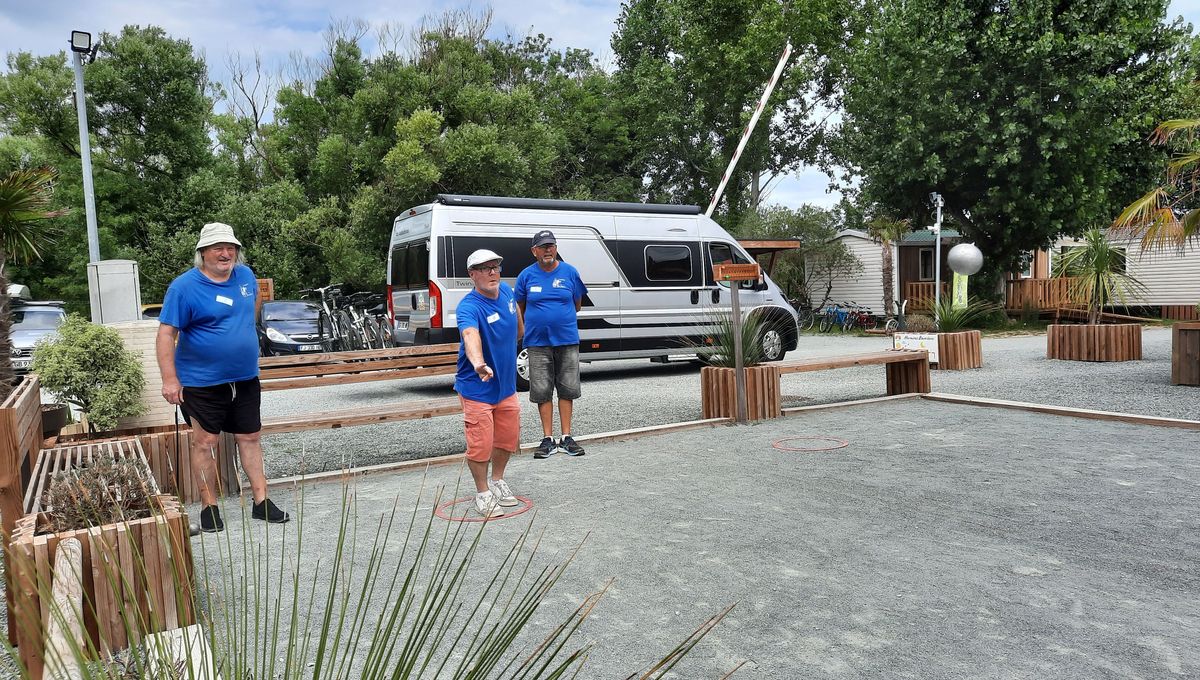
181, 378, 262, 435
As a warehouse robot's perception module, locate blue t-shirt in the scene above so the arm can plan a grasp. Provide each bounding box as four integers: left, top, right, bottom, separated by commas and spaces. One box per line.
159, 265, 260, 387
455, 283, 519, 404
514, 261, 587, 347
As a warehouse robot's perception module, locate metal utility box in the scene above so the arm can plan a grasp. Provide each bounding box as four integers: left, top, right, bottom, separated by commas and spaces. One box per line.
87, 259, 142, 323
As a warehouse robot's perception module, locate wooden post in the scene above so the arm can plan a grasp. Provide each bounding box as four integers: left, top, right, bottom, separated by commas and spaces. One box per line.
44, 538, 85, 680
713, 263, 763, 424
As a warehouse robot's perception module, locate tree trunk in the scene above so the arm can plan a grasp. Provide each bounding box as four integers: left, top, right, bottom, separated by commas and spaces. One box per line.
0, 253, 14, 402
881, 241, 894, 317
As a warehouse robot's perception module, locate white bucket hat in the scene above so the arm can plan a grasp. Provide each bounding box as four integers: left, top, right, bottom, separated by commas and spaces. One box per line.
196, 222, 243, 250
466, 249, 503, 270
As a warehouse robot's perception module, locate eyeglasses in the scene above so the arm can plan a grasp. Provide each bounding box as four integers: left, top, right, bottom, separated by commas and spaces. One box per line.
471, 265, 502, 274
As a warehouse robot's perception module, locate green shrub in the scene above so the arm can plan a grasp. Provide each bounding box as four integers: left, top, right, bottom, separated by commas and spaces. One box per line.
932, 297, 1003, 332
32, 314, 146, 432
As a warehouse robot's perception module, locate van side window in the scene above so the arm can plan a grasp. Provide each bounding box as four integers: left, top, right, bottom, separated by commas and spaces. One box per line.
645, 245, 692, 281
447, 236, 538, 277
390, 242, 427, 290
706, 242, 754, 288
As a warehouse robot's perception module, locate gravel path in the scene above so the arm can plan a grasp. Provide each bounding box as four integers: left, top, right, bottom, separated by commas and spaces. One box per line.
258, 327, 1199, 479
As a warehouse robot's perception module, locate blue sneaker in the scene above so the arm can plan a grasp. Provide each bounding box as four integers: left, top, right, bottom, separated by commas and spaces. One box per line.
534, 437, 557, 459
560, 435, 586, 456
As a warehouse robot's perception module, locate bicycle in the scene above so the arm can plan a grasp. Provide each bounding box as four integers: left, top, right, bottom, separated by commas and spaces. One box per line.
344, 292, 393, 349
882, 300, 908, 333
789, 297, 816, 331
842, 303, 877, 332
299, 284, 351, 352
818, 302, 853, 333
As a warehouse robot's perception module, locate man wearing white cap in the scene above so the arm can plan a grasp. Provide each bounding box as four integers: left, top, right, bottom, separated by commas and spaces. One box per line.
155, 222, 289, 532
455, 249, 523, 518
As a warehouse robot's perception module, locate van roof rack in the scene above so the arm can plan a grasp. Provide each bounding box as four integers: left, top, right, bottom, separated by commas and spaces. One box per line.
436, 194, 701, 216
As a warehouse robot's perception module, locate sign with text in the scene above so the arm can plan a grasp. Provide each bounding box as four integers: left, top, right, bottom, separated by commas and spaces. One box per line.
712, 263, 761, 281
893, 332, 940, 364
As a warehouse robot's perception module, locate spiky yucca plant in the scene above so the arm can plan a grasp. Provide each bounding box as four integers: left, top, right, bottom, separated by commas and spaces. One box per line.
4, 480, 738, 679
931, 297, 1002, 333
1053, 229, 1148, 325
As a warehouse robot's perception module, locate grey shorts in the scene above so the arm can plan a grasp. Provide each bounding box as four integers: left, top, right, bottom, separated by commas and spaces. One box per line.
528, 344, 581, 403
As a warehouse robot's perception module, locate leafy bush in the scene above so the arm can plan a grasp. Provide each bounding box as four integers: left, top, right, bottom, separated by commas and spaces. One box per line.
692, 310, 778, 367
904, 314, 937, 332
32, 314, 146, 432
43, 454, 155, 533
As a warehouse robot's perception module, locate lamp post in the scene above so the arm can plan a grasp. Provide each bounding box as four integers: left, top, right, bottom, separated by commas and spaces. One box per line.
69, 30, 100, 263
929, 192, 944, 311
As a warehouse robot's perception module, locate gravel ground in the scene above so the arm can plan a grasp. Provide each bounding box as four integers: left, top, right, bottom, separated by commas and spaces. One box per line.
258, 327, 1199, 479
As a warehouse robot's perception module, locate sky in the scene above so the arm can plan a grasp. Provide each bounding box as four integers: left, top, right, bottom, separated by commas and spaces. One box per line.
2, 0, 1199, 210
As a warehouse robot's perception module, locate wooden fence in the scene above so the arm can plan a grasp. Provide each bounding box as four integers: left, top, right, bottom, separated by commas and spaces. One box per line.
1006, 277, 1074, 311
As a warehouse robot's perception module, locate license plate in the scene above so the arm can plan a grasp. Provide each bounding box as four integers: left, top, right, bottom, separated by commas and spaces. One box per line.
395, 321, 409, 331
297, 344, 322, 352
12, 359, 31, 369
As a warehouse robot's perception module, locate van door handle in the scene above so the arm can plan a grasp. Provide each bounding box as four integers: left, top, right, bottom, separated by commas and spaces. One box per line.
711, 289, 720, 303
690, 290, 699, 304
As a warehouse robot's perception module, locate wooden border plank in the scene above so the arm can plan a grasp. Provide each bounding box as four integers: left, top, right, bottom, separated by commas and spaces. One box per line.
920, 393, 1200, 430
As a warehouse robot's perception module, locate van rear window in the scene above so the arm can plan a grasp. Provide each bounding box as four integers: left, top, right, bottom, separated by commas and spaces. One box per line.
390, 243, 427, 289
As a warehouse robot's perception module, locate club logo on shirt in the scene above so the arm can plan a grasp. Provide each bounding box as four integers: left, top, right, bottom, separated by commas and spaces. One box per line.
240, 284, 252, 298
552, 278, 566, 288
509, 299, 516, 314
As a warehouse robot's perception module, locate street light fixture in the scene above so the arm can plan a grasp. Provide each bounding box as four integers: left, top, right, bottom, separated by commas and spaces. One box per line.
69, 30, 100, 264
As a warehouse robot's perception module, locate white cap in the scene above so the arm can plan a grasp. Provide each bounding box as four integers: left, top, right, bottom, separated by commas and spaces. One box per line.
196, 222, 242, 250
466, 249, 503, 270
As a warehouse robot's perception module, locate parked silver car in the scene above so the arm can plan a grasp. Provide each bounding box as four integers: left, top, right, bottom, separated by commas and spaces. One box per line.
10, 302, 67, 373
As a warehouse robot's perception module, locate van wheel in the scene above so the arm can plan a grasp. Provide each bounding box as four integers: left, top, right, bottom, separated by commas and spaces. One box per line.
516, 345, 530, 392
759, 328, 785, 362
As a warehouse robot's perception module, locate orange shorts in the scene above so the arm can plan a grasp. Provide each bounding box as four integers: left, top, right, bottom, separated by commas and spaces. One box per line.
460, 394, 521, 462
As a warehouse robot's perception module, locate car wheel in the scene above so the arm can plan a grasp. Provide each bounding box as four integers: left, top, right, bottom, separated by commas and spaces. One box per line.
516, 344, 530, 392
759, 327, 785, 362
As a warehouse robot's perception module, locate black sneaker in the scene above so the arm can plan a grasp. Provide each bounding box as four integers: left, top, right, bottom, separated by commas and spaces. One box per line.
561, 435, 586, 457
199, 505, 224, 533
252, 498, 290, 523
534, 437, 557, 459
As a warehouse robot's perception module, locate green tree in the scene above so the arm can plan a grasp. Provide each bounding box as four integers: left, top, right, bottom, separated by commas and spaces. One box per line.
0, 167, 64, 397
1112, 117, 1200, 250
611, 0, 854, 225
839, 0, 1194, 281
865, 215, 911, 317
738, 204, 861, 307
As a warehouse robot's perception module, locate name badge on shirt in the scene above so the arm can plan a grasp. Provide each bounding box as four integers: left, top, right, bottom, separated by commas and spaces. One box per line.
530, 286, 542, 293
486, 312, 500, 324
215, 295, 234, 306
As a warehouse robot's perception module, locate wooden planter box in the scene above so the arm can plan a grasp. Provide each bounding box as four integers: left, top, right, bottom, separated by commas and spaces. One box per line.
7, 496, 194, 678
59, 426, 240, 504
700, 365, 781, 421
936, 330, 983, 371
1047, 324, 1143, 362
1172, 322, 1200, 386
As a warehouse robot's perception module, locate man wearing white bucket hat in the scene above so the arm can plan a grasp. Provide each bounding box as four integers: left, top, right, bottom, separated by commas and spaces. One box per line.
455, 248, 524, 519
155, 222, 289, 532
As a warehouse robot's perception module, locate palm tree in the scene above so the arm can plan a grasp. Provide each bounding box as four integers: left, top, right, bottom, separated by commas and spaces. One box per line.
865, 216, 911, 320
0, 167, 65, 399
1053, 229, 1147, 325
1111, 118, 1200, 251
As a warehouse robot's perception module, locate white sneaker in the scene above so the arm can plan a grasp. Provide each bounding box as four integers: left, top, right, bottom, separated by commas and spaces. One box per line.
488, 479, 519, 507
474, 491, 503, 518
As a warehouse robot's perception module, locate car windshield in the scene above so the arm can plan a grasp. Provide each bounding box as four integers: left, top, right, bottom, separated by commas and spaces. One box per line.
263, 302, 321, 321
12, 310, 64, 329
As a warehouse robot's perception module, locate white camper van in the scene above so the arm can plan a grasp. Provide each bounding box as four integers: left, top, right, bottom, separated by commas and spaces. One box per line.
387, 195, 798, 387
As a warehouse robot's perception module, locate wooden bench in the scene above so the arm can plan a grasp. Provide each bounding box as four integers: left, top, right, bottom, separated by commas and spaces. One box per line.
254, 343, 465, 439
775, 349, 931, 396
258, 343, 459, 391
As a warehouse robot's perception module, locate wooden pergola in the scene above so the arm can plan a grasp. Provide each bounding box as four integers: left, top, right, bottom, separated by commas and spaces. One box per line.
737, 239, 802, 276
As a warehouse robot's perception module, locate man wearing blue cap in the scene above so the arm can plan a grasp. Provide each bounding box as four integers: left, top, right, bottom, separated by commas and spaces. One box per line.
515, 229, 589, 458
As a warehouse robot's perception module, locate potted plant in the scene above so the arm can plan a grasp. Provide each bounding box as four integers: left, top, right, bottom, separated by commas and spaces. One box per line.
893, 298, 996, 370
32, 314, 147, 434
1046, 229, 1147, 361
8, 453, 194, 669
697, 312, 783, 421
